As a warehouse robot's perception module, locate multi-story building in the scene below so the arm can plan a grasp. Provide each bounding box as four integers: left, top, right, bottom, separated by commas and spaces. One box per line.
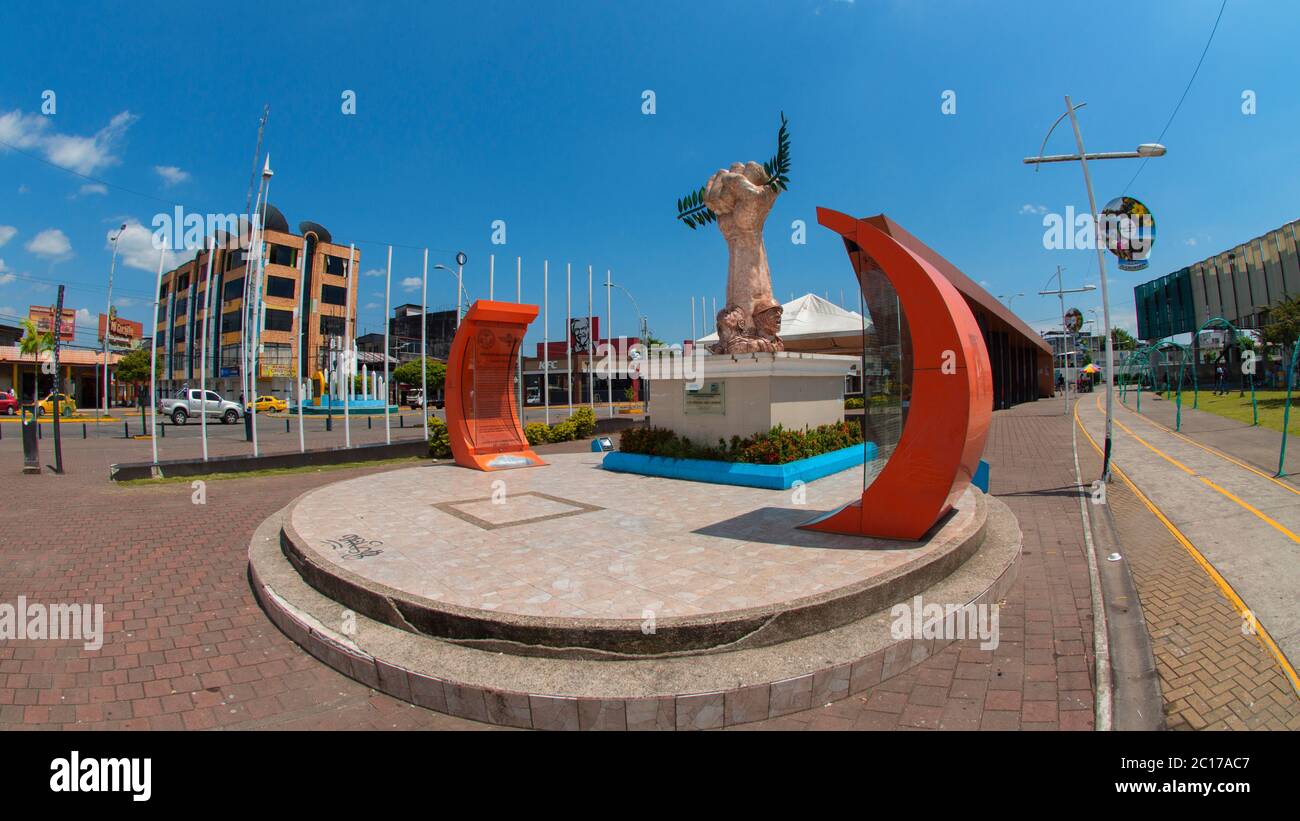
153, 205, 359, 402
1134, 218, 1300, 340
388, 304, 457, 362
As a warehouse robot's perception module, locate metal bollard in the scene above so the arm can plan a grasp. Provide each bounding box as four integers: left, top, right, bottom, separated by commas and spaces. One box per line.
326, 417, 332, 432
286, 418, 290, 433
82, 423, 87, 439
124, 420, 129, 439
368, 417, 372, 430
400, 415, 404, 429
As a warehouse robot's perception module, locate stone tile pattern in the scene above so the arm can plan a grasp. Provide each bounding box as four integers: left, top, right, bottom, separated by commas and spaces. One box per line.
0, 402, 1093, 731
289, 452, 974, 621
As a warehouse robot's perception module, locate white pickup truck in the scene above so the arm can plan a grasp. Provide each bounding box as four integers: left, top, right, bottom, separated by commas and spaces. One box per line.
158, 388, 243, 425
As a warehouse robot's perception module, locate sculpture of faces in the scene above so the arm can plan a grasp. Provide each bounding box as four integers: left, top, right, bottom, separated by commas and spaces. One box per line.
753, 303, 783, 339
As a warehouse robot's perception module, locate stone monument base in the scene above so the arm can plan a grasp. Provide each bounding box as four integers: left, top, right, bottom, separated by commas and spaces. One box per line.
648, 351, 857, 443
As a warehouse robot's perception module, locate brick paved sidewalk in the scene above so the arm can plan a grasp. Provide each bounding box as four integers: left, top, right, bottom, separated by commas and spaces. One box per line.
1091, 398, 1300, 730
0, 401, 1098, 731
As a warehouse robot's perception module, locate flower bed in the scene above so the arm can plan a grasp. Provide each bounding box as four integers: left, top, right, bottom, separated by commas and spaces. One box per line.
618, 420, 863, 465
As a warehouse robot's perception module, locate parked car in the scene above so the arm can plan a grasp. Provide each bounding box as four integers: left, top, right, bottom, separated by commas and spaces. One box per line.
403, 388, 444, 410
32, 392, 76, 417
158, 389, 243, 425
0, 390, 17, 416
246, 395, 287, 413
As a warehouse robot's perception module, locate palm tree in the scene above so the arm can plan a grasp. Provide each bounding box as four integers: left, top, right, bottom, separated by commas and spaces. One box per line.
18, 318, 54, 416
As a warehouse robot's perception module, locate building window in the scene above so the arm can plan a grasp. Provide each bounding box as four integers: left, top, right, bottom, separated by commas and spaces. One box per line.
266, 275, 296, 299
325, 255, 347, 276
223, 277, 245, 302
320, 315, 346, 337
220, 344, 240, 371
174, 297, 188, 317
321, 284, 347, 306
262, 342, 292, 365
265, 308, 294, 332
222, 310, 242, 334
173, 325, 186, 342
224, 250, 244, 271
267, 244, 297, 267
177, 273, 190, 291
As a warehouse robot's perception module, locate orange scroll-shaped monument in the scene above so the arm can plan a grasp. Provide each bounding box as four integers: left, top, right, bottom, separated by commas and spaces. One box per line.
802, 208, 992, 540
445, 300, 545, 471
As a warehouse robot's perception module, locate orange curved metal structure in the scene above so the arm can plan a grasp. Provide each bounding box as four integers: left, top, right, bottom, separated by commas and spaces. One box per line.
801, 208, 992, 540
445, 300, 545, 471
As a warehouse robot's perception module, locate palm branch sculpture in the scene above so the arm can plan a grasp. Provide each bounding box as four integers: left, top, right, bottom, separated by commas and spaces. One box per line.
674, 112, 791, 352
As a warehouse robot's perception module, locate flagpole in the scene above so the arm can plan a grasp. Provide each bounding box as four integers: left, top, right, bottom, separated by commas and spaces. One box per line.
566, 262, 573, 411
344, 243, 354, 448
384, 244, 392, 445
544, 260, 550, 425
489, 254, 495, 301
516, 256, 523, 423
199, 237, 215, 461
587, 264, 594, 409
150, 246, 165, 469
250, 159, 272, 459
606, 269, 613, 418
421, 247, 428, 443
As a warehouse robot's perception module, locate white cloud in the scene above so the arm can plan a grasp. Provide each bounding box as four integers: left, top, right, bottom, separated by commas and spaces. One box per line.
0, 270, 13, 285
112, 219, 183, 273
17, 184, 28, 194
75, 308, 91, 324
153, 165, 189, 186
0, 225, 15, 246
401, 276, 421, 291
26, 228, 72, 259
1184, 238, 1197, 246
79, 183, 108, 196
363, 268, 385, 277
1019, 204, 1048, 215
0, 109, 137, 175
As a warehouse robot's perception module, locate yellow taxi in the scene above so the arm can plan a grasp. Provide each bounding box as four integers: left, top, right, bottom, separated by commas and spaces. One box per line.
246, 395, 288, 413
33, 392, 77, 417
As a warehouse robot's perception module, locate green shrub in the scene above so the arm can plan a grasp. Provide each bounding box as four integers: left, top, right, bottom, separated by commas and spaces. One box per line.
844, 396, 865, 409
570, 406, 597, 437
619, 420, 863, 465
524, 408, 596, 446
427, 416, 452, 458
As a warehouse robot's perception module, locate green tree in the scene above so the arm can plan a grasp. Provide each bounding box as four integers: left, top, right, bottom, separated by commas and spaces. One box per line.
17, 318, 53, 409
392, 358, 446, 392
1262, 295, 1300, 350
1111, 327, 1137, 351
114, 347, 160, 403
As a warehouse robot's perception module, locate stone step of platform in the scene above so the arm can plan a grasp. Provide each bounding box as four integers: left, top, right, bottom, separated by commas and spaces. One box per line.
247, 496, 1021, 730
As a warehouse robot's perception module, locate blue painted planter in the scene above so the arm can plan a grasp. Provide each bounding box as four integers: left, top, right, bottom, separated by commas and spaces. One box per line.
601, 442, 875, 490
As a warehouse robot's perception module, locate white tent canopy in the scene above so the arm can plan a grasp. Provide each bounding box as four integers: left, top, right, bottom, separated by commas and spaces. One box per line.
697, 293, 870, 353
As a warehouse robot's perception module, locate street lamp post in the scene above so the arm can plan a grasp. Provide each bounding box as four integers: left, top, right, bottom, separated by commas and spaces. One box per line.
103, 223, 127, 415
433, 252, 470, 328
1024, 96, 1165, 481
1039, 265, 1095, 416
604, 280, 650, 418
998, 292, 1025, 310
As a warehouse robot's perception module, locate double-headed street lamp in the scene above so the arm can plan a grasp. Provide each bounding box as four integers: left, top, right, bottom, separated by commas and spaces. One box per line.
433, 251, 469, 328
1024, 96, 1166, 481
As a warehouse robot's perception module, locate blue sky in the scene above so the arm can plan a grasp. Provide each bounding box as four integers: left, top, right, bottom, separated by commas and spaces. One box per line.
0, 0, 1295, 349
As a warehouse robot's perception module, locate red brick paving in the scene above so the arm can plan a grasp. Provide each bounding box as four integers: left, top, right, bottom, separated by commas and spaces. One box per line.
0, 401, 1096, 730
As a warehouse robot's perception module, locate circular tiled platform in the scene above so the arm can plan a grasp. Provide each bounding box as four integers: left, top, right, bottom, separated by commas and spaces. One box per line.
278, 453, 987, 657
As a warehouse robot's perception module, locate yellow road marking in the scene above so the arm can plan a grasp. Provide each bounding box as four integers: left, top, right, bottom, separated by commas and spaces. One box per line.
1099, 397, 1300, 545
1110, 393, 1300, 497
1074, 400, 1300, 695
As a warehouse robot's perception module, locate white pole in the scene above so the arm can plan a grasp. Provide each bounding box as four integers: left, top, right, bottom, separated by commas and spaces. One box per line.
298, 378, 305, 453
456, 260, 463, 328
149, 246, 165, 468
566, 263, 573, 411
690, 297, 697, 346
489, 254, 495, 301
103, 230, 122, 414
516, 256, 522, 422
250, 170, 270, 459
421, 247, 428, 443
344, 242, 354, 448
606, 269, 613, 418
544, 260, 550, 425
1065, 94, 1116, 480
200, 237, 215, 461
384, 245, 392, 445
587, 264, 594, 409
